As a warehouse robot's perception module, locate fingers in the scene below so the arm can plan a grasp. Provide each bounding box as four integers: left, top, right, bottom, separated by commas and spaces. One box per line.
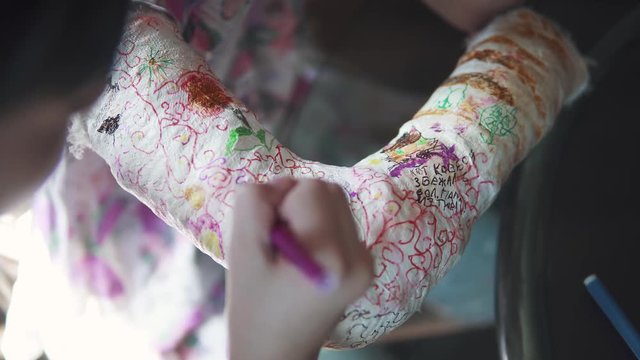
326, 184, 374, 294
230, 177, 296, 268
277, 179, 373, 297
324, 183, 374, 297
278, 180, 348, 277
231, 178, 372, 303
227, 178, 373, 353
326, 183, 358, 252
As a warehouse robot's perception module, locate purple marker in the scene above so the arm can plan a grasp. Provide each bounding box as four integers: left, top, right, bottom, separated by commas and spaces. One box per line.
270, 220, 333, 291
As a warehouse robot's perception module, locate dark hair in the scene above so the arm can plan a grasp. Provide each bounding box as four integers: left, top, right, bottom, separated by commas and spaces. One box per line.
0, 0, 129, 112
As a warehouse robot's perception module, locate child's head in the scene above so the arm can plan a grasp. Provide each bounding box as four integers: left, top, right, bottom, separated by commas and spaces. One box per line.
0, 0, 128, 212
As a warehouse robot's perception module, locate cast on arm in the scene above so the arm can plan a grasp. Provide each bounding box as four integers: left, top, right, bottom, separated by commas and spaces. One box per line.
70, 3, 587, 348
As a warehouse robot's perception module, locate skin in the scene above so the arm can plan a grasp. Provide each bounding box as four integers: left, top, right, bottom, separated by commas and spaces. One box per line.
423, 0, 525, 33
227, 178, 373, 360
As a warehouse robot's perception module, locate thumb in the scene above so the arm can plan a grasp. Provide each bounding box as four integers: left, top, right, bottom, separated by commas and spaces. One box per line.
230, 177, 296, 267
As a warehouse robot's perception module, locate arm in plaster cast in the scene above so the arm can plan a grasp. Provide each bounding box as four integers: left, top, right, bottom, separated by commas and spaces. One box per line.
70, 3, 588, 348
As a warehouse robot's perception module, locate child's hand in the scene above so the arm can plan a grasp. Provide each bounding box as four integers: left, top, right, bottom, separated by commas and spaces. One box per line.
227, 178, 373, 360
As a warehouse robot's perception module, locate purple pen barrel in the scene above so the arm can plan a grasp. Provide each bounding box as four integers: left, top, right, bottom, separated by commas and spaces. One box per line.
270, 222, 331, 289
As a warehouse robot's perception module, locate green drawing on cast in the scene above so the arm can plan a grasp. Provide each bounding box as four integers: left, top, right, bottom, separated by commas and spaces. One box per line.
137, 46, 173, 82
225, 127, 274, 155
437, 85, 468, 110
479, 103, 518, 145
